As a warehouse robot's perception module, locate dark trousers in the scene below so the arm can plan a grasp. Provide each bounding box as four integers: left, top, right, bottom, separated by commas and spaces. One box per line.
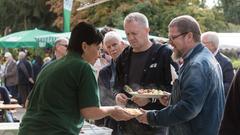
18, 84, 31, 106
95, 116, 122, 135
119, 119, 167, 135
6, 85, 18, 99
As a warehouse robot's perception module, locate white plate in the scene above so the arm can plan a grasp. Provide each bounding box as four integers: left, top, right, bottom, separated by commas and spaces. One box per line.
129, 92, 170, 98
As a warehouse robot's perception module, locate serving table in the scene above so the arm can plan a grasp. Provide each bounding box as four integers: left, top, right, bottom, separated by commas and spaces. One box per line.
0, 121, 112, 135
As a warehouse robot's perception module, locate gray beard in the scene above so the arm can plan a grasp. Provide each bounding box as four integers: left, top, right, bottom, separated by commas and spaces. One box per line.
171, 51, 182, 63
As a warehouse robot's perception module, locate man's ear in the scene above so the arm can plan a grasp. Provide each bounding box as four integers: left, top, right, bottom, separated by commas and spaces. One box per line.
145, 27, 150, 34
187, 32, 193, 39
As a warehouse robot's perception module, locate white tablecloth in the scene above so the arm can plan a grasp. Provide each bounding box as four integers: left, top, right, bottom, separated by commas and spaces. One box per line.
80, 122, 112, 135
0, 122, 112, 135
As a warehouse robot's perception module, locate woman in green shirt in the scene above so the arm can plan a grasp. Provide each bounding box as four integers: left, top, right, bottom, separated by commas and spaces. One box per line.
18, 22, 133, 135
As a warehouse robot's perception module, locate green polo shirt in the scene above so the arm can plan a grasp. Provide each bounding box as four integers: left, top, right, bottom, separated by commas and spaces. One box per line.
18, 51, 100, 135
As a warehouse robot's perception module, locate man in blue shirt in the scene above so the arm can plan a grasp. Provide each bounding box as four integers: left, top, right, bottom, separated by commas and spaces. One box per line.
137, 15, 225, 135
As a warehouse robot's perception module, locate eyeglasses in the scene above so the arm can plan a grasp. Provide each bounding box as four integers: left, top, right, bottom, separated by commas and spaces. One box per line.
58, 43, 68, 48
202, 41, 212, 45
168, 32, 189, 42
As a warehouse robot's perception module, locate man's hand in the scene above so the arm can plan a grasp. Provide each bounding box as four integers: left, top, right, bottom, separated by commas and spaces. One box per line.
110, 106, 135, 121
28, 77, 34, 84
115, 93, 129, 107
136, 109, 149, 125
159, 94, 170, 106
132, 97, 150, 107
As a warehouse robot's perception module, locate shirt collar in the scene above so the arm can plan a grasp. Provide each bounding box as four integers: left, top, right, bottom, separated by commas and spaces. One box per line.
183, 42, 202, 61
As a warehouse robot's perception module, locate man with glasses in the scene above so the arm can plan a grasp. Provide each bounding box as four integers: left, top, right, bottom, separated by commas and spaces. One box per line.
41, 37, 69, 69
201, 31, 234, 96
137, 15, 225, 135
54, 37, 69, 60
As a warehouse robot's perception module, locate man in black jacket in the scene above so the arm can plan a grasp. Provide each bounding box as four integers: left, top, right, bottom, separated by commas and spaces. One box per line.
17, 51, 34, 107
114, 12, 177, 135
201, 31, 234, 96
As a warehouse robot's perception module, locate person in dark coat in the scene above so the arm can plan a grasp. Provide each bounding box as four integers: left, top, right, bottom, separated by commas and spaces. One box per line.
0, 86, 10, 104
17, 51, 34, 106
32, 55, 43, 81
136, 15, 225, 135
96, 31, 126, 135
3, 52, 18, 99
201, 31, 234, 96
0, 86, 14, 122
114, 12, 177, 135
219, 69, 240, 135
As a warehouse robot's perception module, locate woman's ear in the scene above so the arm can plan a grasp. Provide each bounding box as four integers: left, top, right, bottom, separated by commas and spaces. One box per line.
82, 42, 87, 52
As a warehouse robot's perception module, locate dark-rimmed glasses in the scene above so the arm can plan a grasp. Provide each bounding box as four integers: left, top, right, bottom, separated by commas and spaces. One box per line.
168, 32, 189, 42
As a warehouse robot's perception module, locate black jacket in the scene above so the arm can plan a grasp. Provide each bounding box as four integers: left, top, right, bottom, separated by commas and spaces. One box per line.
215, 52, 234, 96
114, 43, 177, 110
0, 86, 10, 104
219, 69, 240, 135
17, 59, 33, 85
98, 60, 116, 106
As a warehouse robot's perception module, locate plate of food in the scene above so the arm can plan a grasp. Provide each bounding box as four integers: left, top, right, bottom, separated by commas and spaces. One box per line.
128, 89, 171, 98
124, 108, 143, 117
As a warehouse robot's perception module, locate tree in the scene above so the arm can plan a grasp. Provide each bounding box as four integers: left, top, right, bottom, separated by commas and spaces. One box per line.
220, 0, 240, 24
70, 0, 230, 36
0, 0, 56, 35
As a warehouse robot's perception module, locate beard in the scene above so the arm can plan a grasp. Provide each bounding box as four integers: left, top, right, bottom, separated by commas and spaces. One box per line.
171, 49, 183, 63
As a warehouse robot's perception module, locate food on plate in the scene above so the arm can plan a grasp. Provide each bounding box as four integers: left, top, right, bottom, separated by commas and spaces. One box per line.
124, 108, 143, 116
137, 89, 165, 95
126, 87, 171, 98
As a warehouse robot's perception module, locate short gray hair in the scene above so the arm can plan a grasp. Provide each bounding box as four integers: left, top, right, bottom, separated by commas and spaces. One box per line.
103, 31, 122, 45
18, 51, 26, 59
124, 12, 149, 28
54, 37, 69, 46
201, 31, 219, 48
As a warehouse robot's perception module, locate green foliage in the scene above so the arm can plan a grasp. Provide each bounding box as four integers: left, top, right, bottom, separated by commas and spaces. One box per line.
1, 0, 240, 39
231, 58, 240, 69
225, 23, 240, 32
0, 0, 56, 35
220, 0, 240, 25
75, 0, 238, 37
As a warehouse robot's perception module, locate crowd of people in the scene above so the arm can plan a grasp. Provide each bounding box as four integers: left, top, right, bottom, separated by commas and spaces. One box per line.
0, 11, 238, 135
0, 51, 34, 106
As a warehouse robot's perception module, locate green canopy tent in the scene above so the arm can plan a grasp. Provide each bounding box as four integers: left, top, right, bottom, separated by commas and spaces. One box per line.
35, 27, 168, 46
35, 32, 71, 47
0, 28, 56, 48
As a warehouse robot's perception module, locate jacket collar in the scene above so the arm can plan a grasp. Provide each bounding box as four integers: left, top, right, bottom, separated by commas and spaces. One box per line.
183, 43, 204, 63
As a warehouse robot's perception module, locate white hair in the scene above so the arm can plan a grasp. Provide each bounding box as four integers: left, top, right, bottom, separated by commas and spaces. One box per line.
54, 37, 69, 45
103, 31, 122, 45
124, 12, 149, 28
4, 52, 12, 58
201, 31, 219, 48
18, 51, 26, 59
